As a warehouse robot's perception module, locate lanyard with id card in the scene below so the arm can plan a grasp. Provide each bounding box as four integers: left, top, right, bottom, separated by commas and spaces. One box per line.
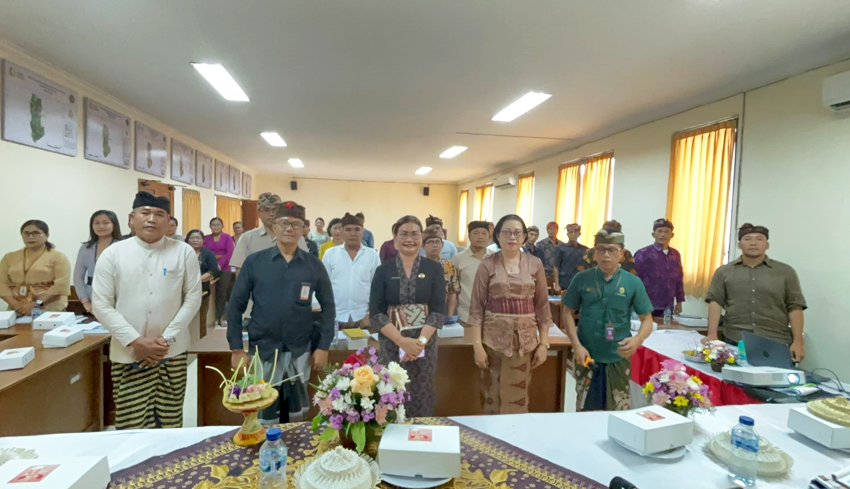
596, 270, 623, 342
298, 282, 312, 305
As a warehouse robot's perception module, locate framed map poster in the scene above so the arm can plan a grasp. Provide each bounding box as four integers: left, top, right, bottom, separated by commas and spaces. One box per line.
215, 159, 229, 192
196, 151, 213, 189
134, 121, 167, 177
84, 98, 131, 168
170, 139, 195, 185
2, 60, 78, 156
242, 173, 252, 198
229, 166, 242, 195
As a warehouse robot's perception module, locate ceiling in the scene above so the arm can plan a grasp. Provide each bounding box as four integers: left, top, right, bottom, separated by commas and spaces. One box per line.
2, 1, 850, 184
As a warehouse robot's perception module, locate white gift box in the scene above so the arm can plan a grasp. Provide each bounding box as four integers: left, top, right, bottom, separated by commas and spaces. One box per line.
788, 406, 850, 449
0, 346, 35, 371
0, 456, 109, 488
437, 323, 464, 338
378, 424, 461, 479
42, 327, 84, 348
0, 311, 15, 328
608, 404, 694, 456
341, 328, 369, 351
33, 312, 76, 331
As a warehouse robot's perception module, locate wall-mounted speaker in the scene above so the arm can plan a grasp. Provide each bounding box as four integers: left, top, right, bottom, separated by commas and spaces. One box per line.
291, 181, 298, 191
423, 187, 430, 196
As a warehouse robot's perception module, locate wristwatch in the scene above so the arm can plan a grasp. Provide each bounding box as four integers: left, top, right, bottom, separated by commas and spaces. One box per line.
418, 335, 428, 346
163, 335, 176, 346
540, 342, 550, 350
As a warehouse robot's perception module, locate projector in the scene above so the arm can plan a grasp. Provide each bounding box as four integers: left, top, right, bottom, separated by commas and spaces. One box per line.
722, 366, 806, 387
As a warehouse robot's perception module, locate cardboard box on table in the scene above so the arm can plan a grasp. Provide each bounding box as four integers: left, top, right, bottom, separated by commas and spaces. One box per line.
788, 406, 850, 449
0, 347, 35, 371
378, 424, 461, 479
608, 404, 694, 456
437, 323, 464, 339
33, 312, 76, 331
42, 327, 84, 348
341, 328, 369, 351
0, 311, 15, 328
0, 456, 109, 488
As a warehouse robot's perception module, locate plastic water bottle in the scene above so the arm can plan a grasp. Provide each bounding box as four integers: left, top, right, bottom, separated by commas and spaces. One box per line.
737, 340, 749, 366
729, 416, 759, 487
259, 427, 287, 489
31, 300, 43, 321
663, 308, 672, 326
331, 320, 340, 346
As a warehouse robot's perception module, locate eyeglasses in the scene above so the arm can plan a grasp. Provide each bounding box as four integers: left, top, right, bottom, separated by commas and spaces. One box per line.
276, 221, 304, 231
22, 231, 44, 238
594, 246, 622, 256
424, 239, 442, 246
398, 231, 421, 239
499, 230, 524, 239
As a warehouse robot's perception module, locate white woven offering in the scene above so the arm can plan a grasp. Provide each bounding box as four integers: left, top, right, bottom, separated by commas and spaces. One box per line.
705, 430, 793, 478
293, 446, 382, 489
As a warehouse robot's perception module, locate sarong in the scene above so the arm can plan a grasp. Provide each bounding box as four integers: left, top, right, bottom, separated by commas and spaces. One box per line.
111, 353, 188, 429
575, 356, 631, 412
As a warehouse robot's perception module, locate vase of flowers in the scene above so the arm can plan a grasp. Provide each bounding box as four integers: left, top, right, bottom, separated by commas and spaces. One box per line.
643, 359, 714, 418
311, 347, 410, 453
701, 340, 738, 372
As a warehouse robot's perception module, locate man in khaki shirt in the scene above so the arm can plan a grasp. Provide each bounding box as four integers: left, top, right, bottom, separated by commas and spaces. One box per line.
704, 223, 807, 361
451, 221, 492, 325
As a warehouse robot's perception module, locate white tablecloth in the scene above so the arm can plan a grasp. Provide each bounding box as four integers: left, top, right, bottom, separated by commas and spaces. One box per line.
1, 405, 847, 488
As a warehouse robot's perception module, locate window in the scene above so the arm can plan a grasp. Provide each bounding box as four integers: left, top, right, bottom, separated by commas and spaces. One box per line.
473, 184, 493, 222
215, 195, 242, 235
457, 189, 469, 245
514, 173, 534, 225
553, 153, 614, 244
182, 189, 201, 233
667, 119, 737, 297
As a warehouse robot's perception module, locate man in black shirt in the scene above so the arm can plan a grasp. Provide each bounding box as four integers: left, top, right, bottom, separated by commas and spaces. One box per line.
227, 201, 335, 423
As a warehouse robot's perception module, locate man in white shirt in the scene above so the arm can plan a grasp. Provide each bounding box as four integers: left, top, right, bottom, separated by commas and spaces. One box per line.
93, 192, 201, 429
452, 221, 492, 325
322, 213, 380, 329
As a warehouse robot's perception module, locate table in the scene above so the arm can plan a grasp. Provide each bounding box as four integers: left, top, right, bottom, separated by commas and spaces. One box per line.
631, 329, 762, 406
0, 324, 110, 436
189, 326, 572, 425
1, 404, 845, 488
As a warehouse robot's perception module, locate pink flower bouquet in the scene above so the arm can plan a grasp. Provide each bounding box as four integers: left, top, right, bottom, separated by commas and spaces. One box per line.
311, 347, 410, 452
643, 359, 714, 418
701, 340, 738, 369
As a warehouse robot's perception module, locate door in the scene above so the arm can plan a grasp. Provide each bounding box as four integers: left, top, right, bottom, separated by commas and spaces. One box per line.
138, 179, 175, 208
241, 200, 259, 231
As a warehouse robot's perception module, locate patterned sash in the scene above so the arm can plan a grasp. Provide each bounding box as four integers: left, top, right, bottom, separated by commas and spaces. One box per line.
487, 297, 535, 315
388, 303, 429, 332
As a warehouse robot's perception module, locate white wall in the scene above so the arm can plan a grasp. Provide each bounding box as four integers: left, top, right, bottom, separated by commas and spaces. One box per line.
0, 42, 255, 306
459, 59, 850, 379
255, 175, 458, 247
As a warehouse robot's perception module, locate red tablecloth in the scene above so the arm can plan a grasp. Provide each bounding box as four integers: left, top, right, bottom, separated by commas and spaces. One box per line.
631, 345, 762, 406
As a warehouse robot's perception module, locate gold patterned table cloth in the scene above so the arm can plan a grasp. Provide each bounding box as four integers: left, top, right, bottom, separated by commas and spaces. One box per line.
109, 418, 606, 489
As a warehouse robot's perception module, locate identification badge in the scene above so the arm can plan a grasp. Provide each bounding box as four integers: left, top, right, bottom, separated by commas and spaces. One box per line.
18, 285, 27, 296
299, 282, 311, 302
605, 322, 616, 341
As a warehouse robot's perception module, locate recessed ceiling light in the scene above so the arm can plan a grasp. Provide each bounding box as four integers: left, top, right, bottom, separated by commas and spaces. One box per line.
261, 132, 287, 147
288, 158, 304, 168
415, 166, 432, 175
492, 91, 552, 122
439, 146, 468, 159
191, 63, 250, 102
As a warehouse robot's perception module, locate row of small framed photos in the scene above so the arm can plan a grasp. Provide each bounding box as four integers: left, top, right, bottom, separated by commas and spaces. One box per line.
0, 59, 251, 198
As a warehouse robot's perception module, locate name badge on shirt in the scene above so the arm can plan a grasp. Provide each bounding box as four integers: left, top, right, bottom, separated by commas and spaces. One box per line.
299, 282, 312, 302
605, 322, 616, 341
18, 285, 27, 296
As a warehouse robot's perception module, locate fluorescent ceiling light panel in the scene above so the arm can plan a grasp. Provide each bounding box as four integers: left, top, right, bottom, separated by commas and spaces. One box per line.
288, 158, 304, 168
491, 91, 552, 122
191, 63, 249, 102
415, 166, 432, 175
261, 132, 287, 147
439, 146, 468, 159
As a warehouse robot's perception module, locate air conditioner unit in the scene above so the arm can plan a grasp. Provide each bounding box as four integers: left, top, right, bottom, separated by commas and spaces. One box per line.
493, 174, 517, 188
822, 70, 850, 113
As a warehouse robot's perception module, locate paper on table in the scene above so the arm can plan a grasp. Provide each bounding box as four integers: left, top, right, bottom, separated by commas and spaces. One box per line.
75, 321, 103, 331
548, 324, 567, 338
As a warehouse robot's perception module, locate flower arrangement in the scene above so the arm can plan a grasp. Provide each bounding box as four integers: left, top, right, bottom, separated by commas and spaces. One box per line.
643, 359, 714, 418
311, 347, 410, 452
206, 347, 296, 405
702, 340, 738, 370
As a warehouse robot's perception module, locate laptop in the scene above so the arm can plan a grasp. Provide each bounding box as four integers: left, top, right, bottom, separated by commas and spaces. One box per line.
742, 332, 828, 384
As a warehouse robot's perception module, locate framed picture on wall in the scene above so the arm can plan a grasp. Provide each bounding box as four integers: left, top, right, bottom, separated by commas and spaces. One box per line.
215, 159, 229, 192
229, 166, 242, 195
134, 121, 168, 177
84, 98, 131, 168
196, 151, 213, 188
2, 60, 78, 156
242, 173, 252, 198
170, 139, 195, 185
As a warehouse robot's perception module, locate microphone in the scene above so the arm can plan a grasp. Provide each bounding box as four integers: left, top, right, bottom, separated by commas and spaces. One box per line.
609, 476, 638, 489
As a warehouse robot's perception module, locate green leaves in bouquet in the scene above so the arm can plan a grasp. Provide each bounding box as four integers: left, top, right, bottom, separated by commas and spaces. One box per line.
311, 413, 323, 433
351, 422, 366, 453
319, 426, 336, 442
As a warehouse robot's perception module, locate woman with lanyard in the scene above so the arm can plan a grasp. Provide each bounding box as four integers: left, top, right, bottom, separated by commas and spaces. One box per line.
0, 220, 71, 315
561, 228, 654, 412
370, 215, 446, 417
74, 210, 122, 314
467, 214, 552, 414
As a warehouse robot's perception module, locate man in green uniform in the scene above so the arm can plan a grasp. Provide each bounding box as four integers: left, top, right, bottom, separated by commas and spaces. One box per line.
562, 227, 655, 411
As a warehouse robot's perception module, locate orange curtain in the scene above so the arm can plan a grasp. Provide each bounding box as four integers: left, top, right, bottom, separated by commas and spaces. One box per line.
473, 185, 493, 222
667, 119, 737, 297
577, 154, 613, 246
215, 196, 242, 235
457, 190, 469, 245
182, 189, 201, 233
554, 164, 580, 241
514, 173, 534, 225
